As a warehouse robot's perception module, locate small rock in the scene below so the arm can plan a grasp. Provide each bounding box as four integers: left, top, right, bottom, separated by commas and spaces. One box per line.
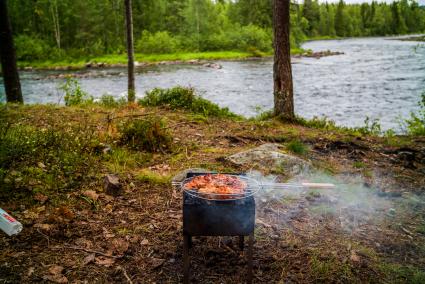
37, 162, 46, 169
104, 174, 123, 196
172, 168, 211, 184
140, 239, 150, 246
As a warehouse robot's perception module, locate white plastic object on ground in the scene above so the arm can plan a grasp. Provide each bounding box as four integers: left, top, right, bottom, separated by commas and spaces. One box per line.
0, 208, 23, 236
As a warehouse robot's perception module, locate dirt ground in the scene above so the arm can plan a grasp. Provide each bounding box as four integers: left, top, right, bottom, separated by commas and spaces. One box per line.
0, 105, 424, 283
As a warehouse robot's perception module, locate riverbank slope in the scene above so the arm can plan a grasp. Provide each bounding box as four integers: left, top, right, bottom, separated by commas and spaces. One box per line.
0, 100, 424, 283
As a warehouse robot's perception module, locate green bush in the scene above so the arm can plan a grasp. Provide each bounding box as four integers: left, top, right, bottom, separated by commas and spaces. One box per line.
14, 35, 50, 61
120, 117, 173, 152
235, 25, 272, 52
139, 87, 241, 119
136, 31, 180, 54
99, 95, 127, 108
59, 78, 93, 106
404, 92, 425, 136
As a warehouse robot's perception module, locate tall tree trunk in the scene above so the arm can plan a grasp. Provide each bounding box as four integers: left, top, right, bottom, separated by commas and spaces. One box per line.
0, 0, 23, 103
273, 0, 294, 120
50, 0, 60, 49
125, 0, 135, 103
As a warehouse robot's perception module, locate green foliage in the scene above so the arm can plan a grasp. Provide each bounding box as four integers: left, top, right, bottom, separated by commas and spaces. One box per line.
357, 117, 382, 136
380, 263, 425, 283
9, 0, 425, 63
139, 87, 241, 119
0, 120, 99, 201
136, 31, 180, 54
403, 92, 425, 136
236, 25, 272, 52
14, 35, 50, 61
59, 78, 93, 106
120, 117, 173, 152
286, 140, 308, 155
99, 95, 127, 108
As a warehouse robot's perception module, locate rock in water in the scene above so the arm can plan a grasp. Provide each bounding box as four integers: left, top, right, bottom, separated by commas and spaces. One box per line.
226, 143, 310, 177
172, 168, 211, 183
104, 175, 123, 196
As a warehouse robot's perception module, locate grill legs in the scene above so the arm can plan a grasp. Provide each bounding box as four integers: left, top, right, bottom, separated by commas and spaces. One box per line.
183, 234, 190, 284
247, 233, 254, 284
182, 234, 254, 284
239, 236, 244, 251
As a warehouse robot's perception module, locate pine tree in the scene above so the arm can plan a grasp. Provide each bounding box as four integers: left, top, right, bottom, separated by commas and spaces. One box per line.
273, 0, 294, 120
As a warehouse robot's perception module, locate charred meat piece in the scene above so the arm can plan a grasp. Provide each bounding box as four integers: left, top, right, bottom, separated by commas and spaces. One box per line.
184, 174, 247, 198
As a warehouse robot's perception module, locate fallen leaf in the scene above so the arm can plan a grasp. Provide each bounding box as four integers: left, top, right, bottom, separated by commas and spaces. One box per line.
95, 256, 115, 267
74, 238, 93, 249
103, 204, 113, 213
48, 265, 64, 275
111, 238, 129, 255
350, 251, 360, 262
140, 239, 149, 246
82, 190, 98, 201
34, 193, 48, 203
83, 253, 95, 265
151, 258, 165, 269
34, 223, 54, 232
43, 275, 68, 283
27, 267, 35, 277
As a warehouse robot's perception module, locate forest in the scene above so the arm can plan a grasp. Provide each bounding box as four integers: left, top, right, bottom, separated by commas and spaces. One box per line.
7, 0, 425, 62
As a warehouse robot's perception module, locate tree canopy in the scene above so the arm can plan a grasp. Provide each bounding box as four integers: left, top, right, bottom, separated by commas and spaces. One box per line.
6, 0, 425, 60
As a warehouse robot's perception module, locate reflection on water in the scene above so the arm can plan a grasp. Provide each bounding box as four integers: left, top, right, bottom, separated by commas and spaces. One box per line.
1, 36, 424, 131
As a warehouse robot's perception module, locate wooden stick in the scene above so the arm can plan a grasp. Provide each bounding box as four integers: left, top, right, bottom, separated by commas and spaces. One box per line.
301, 183, 336, 189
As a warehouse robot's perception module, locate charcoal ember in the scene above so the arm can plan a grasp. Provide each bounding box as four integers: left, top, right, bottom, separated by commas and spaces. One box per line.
104, 174, 123, 196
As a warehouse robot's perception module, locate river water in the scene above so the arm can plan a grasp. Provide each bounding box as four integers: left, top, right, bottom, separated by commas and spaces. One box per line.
1, 37, 424, 131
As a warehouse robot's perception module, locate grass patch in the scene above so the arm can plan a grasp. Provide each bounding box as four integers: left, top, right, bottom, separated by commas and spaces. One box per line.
286, 140, 308, 155
17, 49, 305, 69
139, 86, 241, 119
104, 148, 151, 173
381, 263, 425, 283
120, 117, 173, 152
352, 161, 366, 169
309, 252, 353, 281
137, 169, 171, 186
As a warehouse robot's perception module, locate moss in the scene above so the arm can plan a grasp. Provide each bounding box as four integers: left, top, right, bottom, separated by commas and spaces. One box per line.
137, 169, 171, 186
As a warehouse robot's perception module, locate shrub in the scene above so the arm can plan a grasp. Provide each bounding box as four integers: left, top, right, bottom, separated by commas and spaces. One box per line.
403, 92, 425, 136
0, 121, 99, 201
136, 31, 180, 54
235, 25, 272, 52
120, 117, 173, 152
14, 35, 50, 61
99, 95, 127, 108
139, 87, 241, 119
59, 78, 93, 106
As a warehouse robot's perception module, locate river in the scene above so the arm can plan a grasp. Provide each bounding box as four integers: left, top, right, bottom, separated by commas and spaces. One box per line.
1, 36, 424, 132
